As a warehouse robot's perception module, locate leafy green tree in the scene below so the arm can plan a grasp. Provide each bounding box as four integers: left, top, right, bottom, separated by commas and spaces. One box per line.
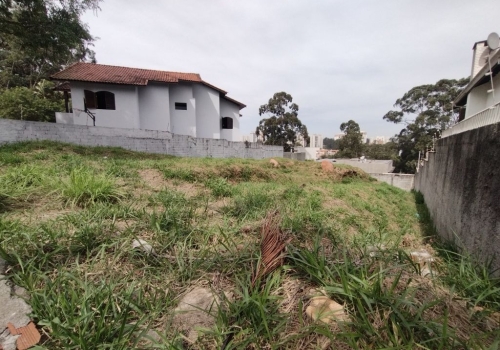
256, 92, 308, 152
0, 86, 64, 122
323, 137, 339, 150
363, 142, 397, 160
383, 78, 468, 173
0, 0, 101, 89
337, 120, 363, 158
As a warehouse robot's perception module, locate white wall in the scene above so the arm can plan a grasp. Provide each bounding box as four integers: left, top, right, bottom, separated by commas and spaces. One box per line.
194, 84, 220, 139
296, 147, 319, 160
220, 98, 241, 141
70, 82, 140, 129
138, 83, 170, 131
169, 84, 196, 137
466, 74, 500, 119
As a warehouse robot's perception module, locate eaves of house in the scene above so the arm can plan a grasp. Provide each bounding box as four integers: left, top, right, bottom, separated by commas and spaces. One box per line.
454, 48, 500, 106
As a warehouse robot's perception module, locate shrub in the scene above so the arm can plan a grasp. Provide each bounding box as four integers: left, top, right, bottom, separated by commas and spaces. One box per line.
0, 87, 64, 122
60, 168, 124, 207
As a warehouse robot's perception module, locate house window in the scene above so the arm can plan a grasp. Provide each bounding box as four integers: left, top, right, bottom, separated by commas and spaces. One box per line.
175, 102, 187, 110
84, 90, 97, 109
221, 117, 233, 129
84, 90, 115, 110
96, 91, 115, 110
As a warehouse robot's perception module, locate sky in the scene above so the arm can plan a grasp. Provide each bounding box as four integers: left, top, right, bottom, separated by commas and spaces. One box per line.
82, 0, 500, 140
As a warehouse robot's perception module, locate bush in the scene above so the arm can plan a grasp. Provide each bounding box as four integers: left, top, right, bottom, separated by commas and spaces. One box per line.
0, 86, 64, 122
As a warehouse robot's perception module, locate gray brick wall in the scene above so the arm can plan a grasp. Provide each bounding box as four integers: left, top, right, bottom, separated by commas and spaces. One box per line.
0, 119, 283, 159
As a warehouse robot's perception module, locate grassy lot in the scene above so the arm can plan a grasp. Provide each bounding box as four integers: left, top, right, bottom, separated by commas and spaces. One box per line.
0, 141, 499, 349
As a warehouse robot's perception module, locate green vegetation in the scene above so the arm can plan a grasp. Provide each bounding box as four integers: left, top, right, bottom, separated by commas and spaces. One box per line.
0, 141, 499, 349
383, 78, 469, 173
256, 92, 309, 152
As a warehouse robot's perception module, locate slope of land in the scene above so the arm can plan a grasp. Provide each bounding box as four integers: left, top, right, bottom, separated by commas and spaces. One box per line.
0, 141, 499, 349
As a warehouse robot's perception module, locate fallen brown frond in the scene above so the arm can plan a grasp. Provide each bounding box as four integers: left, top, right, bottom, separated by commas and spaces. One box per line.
251, 210, 290, 288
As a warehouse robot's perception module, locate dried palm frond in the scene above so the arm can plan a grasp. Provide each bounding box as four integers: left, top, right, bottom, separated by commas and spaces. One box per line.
251, 210, 290, 288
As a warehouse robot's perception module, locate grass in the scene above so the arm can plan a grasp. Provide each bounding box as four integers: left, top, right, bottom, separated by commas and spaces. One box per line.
0, 140, 499, 349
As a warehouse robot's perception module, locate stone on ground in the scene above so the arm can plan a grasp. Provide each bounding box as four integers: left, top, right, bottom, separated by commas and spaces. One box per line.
410, 249, 435, 277
269, 159, 279, 168
0, 278, 32, 350
132, 239, 156, 255
321, 160, 334, 173
305, 295, 349, 324
172, 287, 221, 343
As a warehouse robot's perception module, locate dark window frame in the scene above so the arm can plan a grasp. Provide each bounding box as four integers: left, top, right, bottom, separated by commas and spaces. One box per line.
221, 117, 233, 129
84, 90, 115, 110
175, 102, 187, 110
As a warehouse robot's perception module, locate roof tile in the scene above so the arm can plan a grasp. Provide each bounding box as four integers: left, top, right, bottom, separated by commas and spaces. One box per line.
51, 62, 245, 109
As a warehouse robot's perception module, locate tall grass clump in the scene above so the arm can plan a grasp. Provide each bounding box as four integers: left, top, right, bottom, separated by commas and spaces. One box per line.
205, 177, 234, 198
60, 167, 125, 207
149, 189, 195, 237
287, 238, 468, 349
16, 271, 149, 349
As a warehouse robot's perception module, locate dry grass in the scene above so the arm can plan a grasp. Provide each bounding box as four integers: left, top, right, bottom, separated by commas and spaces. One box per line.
0, 141, 498, 349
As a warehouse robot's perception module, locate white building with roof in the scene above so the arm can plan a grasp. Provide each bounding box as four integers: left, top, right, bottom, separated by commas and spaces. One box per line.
52, 63, 246, 141
445, 34, 500, 138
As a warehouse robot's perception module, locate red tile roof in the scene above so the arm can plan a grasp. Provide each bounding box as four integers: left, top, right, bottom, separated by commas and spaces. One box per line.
51, 62, 245, 109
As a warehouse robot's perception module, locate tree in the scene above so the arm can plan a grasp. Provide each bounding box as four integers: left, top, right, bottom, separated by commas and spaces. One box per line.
383, 78, 468, 173
255, 92, 308, 152
0, 0, 101, 89
336, 120, 363, 158
0, 86, 64, 122
363, 142, 397, 160
323, 137, 339, 150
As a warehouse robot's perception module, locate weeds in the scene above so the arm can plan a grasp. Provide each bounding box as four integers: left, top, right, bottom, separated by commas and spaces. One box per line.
0, 141, 499, 349
60, 167, 125, 207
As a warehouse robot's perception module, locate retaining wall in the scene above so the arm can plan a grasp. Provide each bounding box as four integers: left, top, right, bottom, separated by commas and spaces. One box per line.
370, 173, 414, 191
0, 119, 283, 159
415, 122, 500, 275
332, 159, 394, 173
283, 152, 306, 161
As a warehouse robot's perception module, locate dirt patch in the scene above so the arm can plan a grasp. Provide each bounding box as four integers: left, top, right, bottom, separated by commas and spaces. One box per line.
138, 169, 166, 191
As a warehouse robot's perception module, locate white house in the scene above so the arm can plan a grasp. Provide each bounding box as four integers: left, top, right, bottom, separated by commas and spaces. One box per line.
51, 63, 246, 141
447, 34, 500, 137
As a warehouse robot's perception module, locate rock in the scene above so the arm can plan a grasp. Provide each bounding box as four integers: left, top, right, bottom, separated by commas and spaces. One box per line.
132, 239, 156, 256
269, 159, 279, 168
366, 244, 387, 258
305, 296, 349, 324
410, 249, 435, 276
0, 280, 32, 350
321, 160, 334, 173
172, 287, 220, 343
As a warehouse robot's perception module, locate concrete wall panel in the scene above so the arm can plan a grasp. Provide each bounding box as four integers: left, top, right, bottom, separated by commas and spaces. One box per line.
0, 119, 282, 160
415, 122, 500, 275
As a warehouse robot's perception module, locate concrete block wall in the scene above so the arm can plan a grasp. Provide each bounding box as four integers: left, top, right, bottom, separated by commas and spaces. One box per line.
370, 173, 414, 191
283, 152, 306, 161
415, 122, 500, 275
332, 159, 394, 173
0, 119, 283, 159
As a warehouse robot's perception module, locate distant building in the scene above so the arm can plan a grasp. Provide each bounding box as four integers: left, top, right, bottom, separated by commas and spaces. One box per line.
310, 134, 323, 148
333, 133, 344, 140
373, 136, 386, 144
296, 134, 307, 147
242, 132, 262, 143
361, 131, 367, 144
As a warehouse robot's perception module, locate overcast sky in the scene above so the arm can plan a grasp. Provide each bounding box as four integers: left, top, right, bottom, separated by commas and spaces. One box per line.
82, 0, 499, 139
